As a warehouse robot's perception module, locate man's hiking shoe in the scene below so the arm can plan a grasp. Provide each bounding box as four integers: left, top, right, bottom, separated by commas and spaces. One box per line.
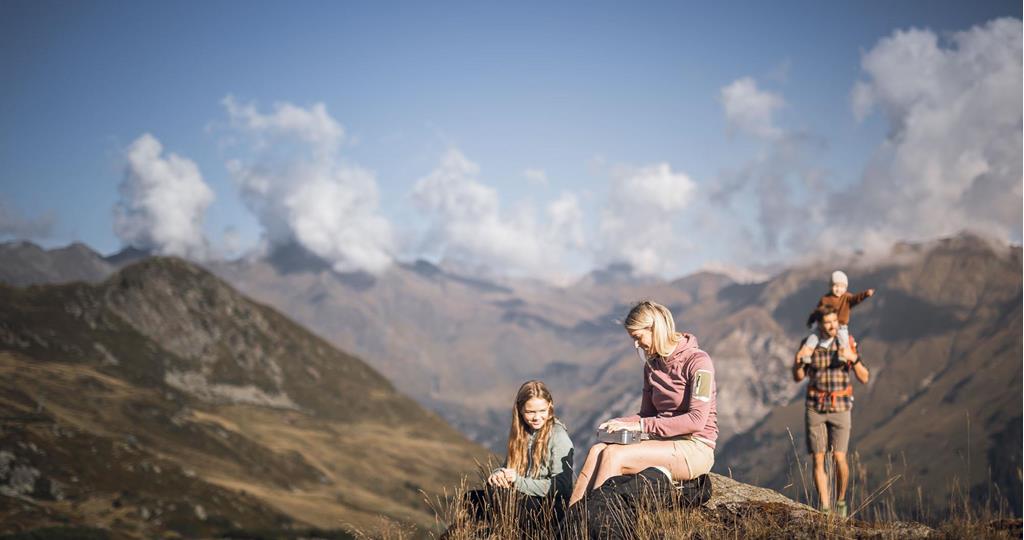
835, 500, 848, 518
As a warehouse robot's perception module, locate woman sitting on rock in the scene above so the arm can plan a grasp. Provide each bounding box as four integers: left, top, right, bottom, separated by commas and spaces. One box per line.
568, 300, 718, 507
463, 379, 574, 532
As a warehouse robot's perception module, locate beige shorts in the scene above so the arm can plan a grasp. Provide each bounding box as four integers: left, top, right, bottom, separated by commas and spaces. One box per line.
805, 408, 852, 454
669, 438, 714, 479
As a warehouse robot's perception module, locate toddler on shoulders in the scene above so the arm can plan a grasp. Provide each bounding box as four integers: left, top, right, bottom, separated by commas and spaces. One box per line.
800, 270, 874, 359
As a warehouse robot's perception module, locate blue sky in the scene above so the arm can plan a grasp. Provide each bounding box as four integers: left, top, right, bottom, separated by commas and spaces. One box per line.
2, 1, 1020, 280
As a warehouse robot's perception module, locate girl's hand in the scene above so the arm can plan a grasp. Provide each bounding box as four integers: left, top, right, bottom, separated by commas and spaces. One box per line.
487, 470, 510, 488
502, 468, 517, 483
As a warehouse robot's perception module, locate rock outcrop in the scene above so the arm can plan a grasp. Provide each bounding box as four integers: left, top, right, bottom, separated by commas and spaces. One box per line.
705, 474, 935, 539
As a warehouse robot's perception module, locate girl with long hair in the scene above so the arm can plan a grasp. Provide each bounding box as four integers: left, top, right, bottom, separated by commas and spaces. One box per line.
464, 380, 574, 532
568, 300, 718, 507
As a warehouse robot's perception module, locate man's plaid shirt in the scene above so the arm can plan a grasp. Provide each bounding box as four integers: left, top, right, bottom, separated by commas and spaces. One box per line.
805, 339, 854, 413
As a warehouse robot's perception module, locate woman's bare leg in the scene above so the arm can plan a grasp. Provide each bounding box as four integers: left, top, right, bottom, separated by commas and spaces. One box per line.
568, 443, 608, 506
590, 441, 689, 489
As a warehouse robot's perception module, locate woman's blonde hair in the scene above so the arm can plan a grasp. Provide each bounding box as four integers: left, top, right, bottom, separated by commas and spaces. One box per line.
506, 380, 556, 478
623, 300, 683, 358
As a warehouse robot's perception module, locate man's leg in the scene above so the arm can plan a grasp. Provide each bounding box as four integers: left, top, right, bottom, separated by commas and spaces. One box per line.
830, 411, 852, 516
812, 452, 830, 510
833, 451, 849, 504
806, 408, 830, 510
568, 443, 607, 506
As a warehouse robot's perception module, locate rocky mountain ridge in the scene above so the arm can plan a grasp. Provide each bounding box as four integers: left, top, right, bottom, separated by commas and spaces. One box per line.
0, 257, 491, 538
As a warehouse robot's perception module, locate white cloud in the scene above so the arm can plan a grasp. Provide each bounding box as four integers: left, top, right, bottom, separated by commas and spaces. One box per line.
597, 163, 697, 275
698, 261, 770, 284
221, 227, 243, 258
113, 133, 214, 258
547, 192, 584, 249
719, 77, 785, 140
412, 149, 583, 279
222, 95, 343, 158
285, 170, 393, 273
524, 168, 548, 187
710, 17, 1021, 267
0, 200, 53, 240
829, 17, 1022, 248
412, 149, 493, 221
616, 162, 696, 212
223, 97, 394, 274
849, 81, 875, 123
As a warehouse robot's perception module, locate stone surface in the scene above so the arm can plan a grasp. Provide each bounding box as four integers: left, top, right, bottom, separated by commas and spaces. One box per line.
704, 473, 935, 539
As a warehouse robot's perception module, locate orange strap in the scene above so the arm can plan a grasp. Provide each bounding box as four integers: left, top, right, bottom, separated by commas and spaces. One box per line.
808, 385, 853, 409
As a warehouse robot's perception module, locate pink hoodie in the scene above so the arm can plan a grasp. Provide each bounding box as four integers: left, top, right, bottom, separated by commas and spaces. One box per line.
616, 333, 718, 447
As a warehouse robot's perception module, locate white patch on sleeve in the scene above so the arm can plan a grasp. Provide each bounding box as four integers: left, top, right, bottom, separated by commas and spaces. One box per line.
693, 369, 713, 402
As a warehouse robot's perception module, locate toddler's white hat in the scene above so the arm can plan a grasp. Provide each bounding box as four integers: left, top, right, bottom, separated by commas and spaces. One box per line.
831, 270, 849, 285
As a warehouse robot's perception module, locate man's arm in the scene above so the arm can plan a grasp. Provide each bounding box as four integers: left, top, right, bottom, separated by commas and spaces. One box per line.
793, 350, 808, 382
841, 348, 870, 384
852, 360, 869, 384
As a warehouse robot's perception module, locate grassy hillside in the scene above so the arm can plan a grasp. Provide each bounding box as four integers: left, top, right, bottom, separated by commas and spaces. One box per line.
0, 258, 491, 538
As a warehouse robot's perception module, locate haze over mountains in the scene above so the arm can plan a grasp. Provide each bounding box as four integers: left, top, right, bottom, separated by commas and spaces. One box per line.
1, 231, 1020, 518
0, 255, 489, 537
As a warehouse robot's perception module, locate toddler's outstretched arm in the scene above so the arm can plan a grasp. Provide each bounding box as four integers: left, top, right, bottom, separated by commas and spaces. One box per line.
848, 288, 876, 308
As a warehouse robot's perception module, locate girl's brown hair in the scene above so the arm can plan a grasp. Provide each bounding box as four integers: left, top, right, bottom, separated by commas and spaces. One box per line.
505, 380, 556, 478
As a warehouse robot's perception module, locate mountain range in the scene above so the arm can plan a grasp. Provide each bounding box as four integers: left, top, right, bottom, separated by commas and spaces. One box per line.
0, 231, 1020, 519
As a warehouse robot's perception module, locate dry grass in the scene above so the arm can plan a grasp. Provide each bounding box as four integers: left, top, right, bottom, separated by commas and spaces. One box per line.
0, 352, 492, 539
346, 463, 1021, 540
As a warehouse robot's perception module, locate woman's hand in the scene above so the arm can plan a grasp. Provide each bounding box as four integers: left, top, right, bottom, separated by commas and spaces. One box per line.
599, 419, 641, 432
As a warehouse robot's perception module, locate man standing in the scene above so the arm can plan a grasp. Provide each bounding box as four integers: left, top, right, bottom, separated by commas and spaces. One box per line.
793, 308, 870, 517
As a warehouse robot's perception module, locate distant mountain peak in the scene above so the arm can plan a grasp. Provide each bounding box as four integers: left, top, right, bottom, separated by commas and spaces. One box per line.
580, 262, 640, 286
408, 258, 443, 278
265, 242, 332, 275
695, 263, 771, 284
104, 245, 153, 267
0, 239, 113, 286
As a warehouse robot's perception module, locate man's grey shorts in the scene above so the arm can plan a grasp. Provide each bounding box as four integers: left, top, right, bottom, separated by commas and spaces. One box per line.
805, 408, 851, 454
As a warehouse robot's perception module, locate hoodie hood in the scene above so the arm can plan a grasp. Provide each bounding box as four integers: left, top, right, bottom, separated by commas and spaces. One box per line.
665, 333, 701, 364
